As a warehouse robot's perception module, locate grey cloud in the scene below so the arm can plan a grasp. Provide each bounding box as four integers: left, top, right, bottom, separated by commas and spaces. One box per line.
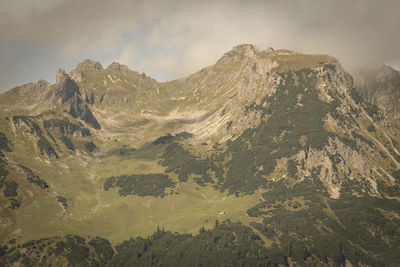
0, 0, 399, 91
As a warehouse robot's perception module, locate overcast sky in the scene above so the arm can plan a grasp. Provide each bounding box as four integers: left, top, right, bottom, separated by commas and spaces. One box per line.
0, 0, 399, 92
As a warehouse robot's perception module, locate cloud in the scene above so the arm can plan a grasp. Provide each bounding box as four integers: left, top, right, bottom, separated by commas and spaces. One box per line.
115, 40, 139, 67
1, 0, 400, 91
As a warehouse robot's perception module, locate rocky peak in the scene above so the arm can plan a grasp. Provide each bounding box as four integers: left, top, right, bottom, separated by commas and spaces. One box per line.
76, 59, 103, 72
218, 44, 259, 64
51, 69, 80, 104
231, 44, 258, 54
68, 94, 100, 129
106, 62, 131, 73
36, 80, 49, 88
56, 69, 68, 84
69, 59, 103, 83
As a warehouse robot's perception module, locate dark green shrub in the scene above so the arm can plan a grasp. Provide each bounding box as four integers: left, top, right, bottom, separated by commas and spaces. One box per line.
3, 181, 18, 197
9, 198, 20, 209
61, 135, 75, 151
104, 174, 175, 197
37, 136, 58, 158
287, 159, 297, 177
367, 124, 376, 132
56, 196, 68, 208
0, 132, 11, 152
20, 165, 49, 189
84, 142, 96, 152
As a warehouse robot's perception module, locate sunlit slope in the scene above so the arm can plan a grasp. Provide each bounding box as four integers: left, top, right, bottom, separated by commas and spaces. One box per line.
0, 44, 399, 266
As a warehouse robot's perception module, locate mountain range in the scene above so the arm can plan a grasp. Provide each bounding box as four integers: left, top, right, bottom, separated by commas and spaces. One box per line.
0, 44, 399, 266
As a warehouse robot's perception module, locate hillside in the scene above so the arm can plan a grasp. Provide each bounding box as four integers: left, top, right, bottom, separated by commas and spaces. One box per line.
0, 44, 400, 266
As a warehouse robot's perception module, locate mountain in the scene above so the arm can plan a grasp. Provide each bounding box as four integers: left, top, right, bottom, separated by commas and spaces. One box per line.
0, 44, 399, 266
353, 65, 400, 129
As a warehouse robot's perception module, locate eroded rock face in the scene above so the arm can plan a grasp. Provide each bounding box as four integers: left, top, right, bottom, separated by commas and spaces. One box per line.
354, 65, 400, 113
68, 94, 100, 129
51, 69, 81, 105
106, 62, 130, 73
45, 69, 101, 129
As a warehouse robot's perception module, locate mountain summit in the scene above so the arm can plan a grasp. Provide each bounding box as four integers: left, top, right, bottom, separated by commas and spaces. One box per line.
0, 45, 399, 266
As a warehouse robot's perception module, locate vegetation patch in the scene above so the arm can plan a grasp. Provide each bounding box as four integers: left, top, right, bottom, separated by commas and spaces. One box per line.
0, 132, 12, 152
3, 181, 18, 197
392, 170, 400, 181
61, 135, 75, 151
247, 173, 400, 267
152, 132, 193, 145
37, 136, 58, 158
287, 159, 297, 177
0, 235, 113, 266
19, 165, 49, 189
367, 124, 376, 132
9, 198, 20, 209
104, 174, 175, 197
160, 143, 221, 185
349, 88, 363, 104
56, 196, 68, 209
112, 221, 284, 266
84, 141, 96, 152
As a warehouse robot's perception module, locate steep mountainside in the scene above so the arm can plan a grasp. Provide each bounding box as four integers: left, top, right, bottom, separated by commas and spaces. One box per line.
354, 65, 400, 113
0, 44, 400, 266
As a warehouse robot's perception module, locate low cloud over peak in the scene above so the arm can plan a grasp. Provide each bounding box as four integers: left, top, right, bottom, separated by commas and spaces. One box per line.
0, 0, 399, 91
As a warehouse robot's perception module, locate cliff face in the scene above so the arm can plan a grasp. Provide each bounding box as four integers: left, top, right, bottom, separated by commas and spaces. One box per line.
354, 65, 400, 113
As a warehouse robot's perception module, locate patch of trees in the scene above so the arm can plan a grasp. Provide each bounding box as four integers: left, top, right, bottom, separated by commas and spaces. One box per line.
160, 143, 222, 186
3, 181, 18, 197
152, 132, 193, 145
0, 132, 12, 152
393, 170, 400, 181
84, 141, 96, 152
0, 133, 21, 209
287, 159, 297, 177
37, 136, 58, 158
88, 237, 115, 265
367, 124, 376, 132
153, 133, 175, 145
56, 196, 68, 209
61, 135, 75, 151
9, 198, 20, 209
0, 157, 9, 181
112, 221, 287, 266
349, 88, 363, 104
0, 235, 113, 266
19, 165, 49, 189
247, 172, 400, 266
104, 174, 175, 197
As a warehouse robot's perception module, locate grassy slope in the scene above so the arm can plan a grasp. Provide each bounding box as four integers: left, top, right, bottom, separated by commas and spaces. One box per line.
1, 128, 261, 244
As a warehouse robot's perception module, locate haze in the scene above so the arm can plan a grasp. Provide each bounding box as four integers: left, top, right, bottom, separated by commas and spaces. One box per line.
0, 0, 399, 92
